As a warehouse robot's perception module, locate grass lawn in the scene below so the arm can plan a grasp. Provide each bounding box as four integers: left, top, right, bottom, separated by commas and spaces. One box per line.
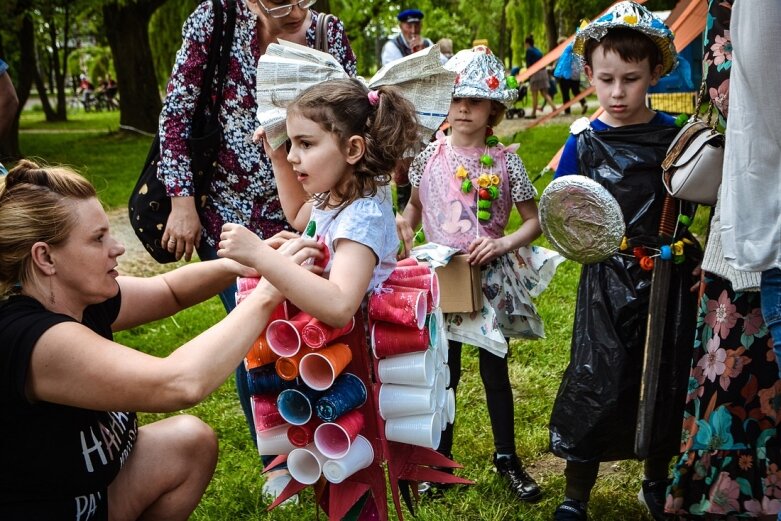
16, 108, 690, 520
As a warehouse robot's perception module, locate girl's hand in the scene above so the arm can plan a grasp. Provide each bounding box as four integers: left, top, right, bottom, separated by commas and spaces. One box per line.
467, 236, 510, 266
690, 264, 703, 294
395, 214, 414, 259
264, 230, 301, 250
252, 236, 325, 300
217, 223, 267, 268
252, 126, 288, 164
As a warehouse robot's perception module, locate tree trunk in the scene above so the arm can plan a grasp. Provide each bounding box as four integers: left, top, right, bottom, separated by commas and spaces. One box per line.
497, 0, 508, 62
45, 11, 66, 121
0, 12, 36, 161
544, 0, 558, 52
102, 0, 167, 134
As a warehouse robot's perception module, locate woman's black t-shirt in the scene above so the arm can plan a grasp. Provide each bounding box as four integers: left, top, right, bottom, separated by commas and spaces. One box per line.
0, 293, 138, 520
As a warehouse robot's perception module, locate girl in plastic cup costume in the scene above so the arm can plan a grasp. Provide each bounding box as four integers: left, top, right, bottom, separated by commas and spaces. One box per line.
397, 45, 562, 502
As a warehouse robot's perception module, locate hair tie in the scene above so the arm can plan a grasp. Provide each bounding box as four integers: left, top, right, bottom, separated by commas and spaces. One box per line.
367, 90, 380, 106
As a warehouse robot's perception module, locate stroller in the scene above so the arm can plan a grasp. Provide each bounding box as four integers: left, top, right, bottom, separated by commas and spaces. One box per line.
505, 83, 528, 119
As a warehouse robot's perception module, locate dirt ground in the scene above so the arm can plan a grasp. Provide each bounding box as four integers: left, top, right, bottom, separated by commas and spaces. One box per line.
109, 207, 185, 277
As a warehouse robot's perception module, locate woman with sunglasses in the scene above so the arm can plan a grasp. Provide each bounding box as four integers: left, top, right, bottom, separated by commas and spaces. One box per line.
157, 0, 356, 505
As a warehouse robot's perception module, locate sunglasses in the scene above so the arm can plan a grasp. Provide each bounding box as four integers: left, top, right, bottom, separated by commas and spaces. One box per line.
256, 0, 316, 18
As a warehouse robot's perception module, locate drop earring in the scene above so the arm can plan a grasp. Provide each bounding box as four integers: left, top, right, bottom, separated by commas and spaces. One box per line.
49, 270, 55, 305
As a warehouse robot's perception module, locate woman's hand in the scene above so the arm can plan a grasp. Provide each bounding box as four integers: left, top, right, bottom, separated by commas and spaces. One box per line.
395, 214, 414, 259
468, 236, 509, 266
163, 196, 202, 261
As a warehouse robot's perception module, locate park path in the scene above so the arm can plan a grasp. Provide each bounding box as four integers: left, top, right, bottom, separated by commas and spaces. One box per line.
108, 208, 182, 277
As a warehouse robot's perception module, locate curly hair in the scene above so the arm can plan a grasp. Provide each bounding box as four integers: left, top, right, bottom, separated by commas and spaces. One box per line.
287, 78, 420, 209
0, 159, 96, 298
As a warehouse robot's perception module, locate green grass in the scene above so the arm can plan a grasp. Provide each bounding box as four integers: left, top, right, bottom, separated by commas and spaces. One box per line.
17, 110, 665, 520
19, 111, 152, 209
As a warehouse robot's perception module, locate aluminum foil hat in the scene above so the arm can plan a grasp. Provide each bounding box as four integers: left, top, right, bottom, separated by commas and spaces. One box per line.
444, 45, 517, 108
573, 1, 677, 76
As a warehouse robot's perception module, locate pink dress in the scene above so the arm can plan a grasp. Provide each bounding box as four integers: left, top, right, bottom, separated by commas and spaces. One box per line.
414, 134, 562, 355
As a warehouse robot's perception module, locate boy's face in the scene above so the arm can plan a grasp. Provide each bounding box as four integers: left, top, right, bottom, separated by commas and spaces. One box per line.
585, 47, 662, 127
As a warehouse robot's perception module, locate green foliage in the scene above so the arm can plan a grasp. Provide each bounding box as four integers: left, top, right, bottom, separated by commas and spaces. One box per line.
149, 0, 200, 91
18, 111, 152, 209
68, 45, 115, 84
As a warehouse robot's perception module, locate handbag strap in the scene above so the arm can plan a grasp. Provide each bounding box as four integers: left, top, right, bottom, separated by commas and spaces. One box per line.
314, 12, 334, 53
193, 0, 237, 134
691, 78, 718, 129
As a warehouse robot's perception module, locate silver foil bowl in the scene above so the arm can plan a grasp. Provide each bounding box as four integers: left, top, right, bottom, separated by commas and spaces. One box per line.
539, 176, 625, 264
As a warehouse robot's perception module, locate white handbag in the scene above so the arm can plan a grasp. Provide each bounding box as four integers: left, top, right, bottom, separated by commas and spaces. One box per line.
661, 118, 724, 205
660, 78, 725, 206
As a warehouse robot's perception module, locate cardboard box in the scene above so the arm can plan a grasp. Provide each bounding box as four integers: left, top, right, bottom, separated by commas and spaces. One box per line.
433, 254, 482, 313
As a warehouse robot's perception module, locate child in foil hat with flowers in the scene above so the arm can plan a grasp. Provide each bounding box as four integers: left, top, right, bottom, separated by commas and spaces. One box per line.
396, 45, 562, 501
549, 2, 701, 520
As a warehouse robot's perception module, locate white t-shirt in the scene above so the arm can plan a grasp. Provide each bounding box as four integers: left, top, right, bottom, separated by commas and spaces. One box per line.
309, 186, 398, 291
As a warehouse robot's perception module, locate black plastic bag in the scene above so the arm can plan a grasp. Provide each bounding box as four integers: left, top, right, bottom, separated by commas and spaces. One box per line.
549, 124, 701, 462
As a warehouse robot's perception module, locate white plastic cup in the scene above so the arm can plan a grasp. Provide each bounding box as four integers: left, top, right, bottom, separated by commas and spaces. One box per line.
378, 384, 434, 420
437, 330, 449, 364
287, 444, 327, 485
439, 363, 451, 388
377, 350, 435, 386
433, 369, 447, 409
322, 435, 374, 484
384, 412, 442, 449
256, 423, 296, 456
446, 388, 456, 424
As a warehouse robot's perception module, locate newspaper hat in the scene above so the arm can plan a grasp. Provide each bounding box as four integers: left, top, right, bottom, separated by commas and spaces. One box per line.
573, 1, 677, 75
444, 45, 517, 108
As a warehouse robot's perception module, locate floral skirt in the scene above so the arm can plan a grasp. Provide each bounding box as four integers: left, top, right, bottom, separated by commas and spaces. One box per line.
666, 274, 781, 518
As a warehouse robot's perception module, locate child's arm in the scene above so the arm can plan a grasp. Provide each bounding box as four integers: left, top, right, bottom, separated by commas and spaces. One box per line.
396, 186, 423, 258
467, 198, 541, 266
554, 134, 580, 178
254, 127, 311, 232
219, 223, 374, 328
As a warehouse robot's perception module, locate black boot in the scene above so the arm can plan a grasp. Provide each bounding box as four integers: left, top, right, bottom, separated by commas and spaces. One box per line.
493, 453, 542, 502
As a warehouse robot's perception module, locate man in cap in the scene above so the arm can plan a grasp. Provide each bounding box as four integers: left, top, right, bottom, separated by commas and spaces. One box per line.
381, 8, 433, 66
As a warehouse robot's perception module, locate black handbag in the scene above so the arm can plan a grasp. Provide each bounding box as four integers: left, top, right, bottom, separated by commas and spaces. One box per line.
128, 0, 236, 263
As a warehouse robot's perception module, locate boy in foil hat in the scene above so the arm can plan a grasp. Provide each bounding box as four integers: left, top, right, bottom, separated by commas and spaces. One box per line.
398, 45, 563, 502
548, 3, 700, 520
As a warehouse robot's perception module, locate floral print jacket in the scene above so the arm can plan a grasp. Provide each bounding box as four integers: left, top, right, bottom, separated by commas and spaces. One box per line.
159, 1, 357, 246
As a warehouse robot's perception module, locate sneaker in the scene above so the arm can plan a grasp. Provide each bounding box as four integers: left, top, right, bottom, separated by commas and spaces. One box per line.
493, 453, 542, 502
554, 499, 587, 521
637, 479, 670, 521
262, 469, 299, 507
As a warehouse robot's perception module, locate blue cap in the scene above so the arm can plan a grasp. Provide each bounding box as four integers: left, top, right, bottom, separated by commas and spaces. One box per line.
397, 9, 424, 23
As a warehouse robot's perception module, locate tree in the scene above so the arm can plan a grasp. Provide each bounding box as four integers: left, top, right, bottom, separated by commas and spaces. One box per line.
149, 0, 199, 91
102, 0, 166, 134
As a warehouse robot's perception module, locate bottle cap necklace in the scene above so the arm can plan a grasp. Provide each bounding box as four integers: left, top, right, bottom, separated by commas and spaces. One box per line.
451, 128, 501, 232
